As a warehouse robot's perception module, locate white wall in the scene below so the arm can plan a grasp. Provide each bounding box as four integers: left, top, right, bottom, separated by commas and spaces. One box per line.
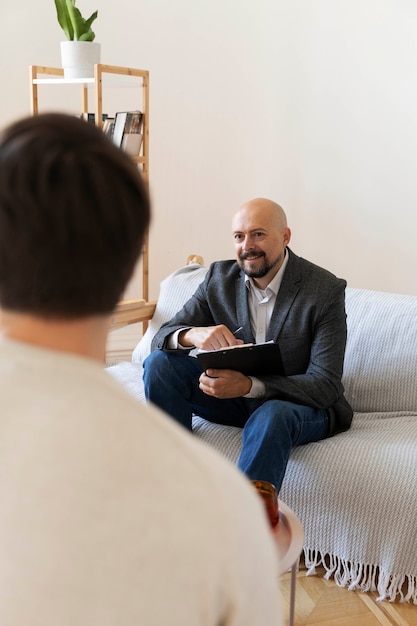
2, 0, 417, 299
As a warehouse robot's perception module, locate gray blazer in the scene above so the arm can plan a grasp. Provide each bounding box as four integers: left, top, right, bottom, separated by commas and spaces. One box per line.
152, 249, 353, 436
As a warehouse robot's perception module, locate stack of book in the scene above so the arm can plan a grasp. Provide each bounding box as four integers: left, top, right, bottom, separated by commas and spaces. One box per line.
79, 111, 143, 156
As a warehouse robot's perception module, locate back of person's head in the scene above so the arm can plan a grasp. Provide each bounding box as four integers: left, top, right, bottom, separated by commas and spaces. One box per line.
0, 112, 150, 318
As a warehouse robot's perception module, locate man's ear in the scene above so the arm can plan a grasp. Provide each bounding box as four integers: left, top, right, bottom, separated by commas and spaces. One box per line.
283, 227, 291, 246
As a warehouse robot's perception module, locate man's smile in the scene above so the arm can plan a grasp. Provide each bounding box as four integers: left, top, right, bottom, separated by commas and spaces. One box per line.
240, 252, 264, 261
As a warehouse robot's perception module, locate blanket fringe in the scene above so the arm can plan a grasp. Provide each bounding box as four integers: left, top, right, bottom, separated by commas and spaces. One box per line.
304, 548, 417, 604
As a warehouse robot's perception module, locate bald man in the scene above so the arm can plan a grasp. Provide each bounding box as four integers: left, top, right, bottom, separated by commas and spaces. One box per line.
144, 198, 352, 491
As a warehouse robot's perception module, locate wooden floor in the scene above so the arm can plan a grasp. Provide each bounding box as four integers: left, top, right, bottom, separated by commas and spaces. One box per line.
279, 561, 417, 625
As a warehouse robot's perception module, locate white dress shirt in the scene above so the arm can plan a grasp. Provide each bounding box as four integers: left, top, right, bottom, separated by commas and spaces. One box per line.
244, 250, 289, 398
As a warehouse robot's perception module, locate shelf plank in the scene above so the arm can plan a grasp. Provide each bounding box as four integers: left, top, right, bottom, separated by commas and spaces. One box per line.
110, 299, 157, 330
33, 77, 95, 85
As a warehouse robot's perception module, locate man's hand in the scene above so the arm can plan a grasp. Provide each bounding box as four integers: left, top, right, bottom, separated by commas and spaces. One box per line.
179, 324, 243, 351
199, 369, 252, 399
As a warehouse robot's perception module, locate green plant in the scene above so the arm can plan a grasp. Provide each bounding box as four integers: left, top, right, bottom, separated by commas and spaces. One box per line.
54, 0, 98, 41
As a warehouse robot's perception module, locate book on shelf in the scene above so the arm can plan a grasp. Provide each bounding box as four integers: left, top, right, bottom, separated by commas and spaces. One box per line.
121, 132, 143, 156
102, 117, 115, 139
80, 112, 109, 124
196, 341, 285, 376
112, 110, 143, 156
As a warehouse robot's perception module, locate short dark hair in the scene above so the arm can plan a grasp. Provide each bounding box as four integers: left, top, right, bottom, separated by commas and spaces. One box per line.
0, 113, 150, 318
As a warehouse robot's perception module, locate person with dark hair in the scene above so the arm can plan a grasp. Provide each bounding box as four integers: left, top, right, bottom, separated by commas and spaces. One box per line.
0, 112, 149, 317
144, 198, 353, 493
0, 114, 283, 626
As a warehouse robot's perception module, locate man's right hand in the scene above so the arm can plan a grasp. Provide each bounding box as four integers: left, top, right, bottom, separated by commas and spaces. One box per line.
179, 325, 243, 351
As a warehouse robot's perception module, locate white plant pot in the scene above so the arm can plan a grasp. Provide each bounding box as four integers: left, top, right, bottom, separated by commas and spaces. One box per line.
60, 41, 101, 79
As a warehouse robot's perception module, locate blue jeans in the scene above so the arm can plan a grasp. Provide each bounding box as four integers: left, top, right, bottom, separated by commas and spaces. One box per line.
143, 351, 329, 490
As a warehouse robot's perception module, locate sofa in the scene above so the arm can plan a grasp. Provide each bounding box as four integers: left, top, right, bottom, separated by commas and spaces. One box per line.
108, 261, 417, 604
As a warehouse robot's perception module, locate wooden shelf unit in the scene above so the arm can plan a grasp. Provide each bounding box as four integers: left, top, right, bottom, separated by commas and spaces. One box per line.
29, 64, 152, 330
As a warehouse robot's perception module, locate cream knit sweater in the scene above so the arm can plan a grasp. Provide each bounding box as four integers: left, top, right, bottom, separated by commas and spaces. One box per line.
0, 338, 282, 625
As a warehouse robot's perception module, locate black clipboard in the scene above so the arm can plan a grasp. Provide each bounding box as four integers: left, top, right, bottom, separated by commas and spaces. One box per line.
197, 342, 284, 376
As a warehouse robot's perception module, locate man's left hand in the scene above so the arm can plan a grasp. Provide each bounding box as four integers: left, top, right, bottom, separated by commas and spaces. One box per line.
199, 369, 252, 398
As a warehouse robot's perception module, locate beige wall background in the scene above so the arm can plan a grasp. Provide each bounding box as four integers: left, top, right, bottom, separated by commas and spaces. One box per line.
2, 0, 417, 302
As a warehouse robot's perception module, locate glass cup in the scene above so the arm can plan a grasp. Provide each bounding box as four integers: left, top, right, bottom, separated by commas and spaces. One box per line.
252, 480, 279, 529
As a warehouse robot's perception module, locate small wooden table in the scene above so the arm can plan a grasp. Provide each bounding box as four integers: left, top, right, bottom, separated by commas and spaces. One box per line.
272, 500, 304, 626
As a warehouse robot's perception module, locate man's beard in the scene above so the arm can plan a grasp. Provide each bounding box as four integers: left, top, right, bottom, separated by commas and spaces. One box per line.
238, 251, 283, 279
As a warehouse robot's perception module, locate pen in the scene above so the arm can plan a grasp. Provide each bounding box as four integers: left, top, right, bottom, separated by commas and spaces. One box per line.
233, 326, 243, 335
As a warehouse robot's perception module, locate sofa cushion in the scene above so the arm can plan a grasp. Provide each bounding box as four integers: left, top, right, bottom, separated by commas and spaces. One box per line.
132, 262, 208, 365
342, 288, 417, 413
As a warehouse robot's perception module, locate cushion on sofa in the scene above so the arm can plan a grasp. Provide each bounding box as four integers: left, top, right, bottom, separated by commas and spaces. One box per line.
132, 262, 208, 366
342, 288, 417, 413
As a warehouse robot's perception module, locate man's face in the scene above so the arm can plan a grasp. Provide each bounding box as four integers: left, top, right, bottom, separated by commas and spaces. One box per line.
232, 202, 291, 287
